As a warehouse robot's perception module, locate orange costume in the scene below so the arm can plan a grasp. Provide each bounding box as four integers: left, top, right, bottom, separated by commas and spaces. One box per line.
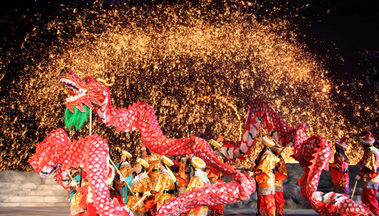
153, 156, 177, 210
271, 146, 287, 216
176, 157, 190, 195
254, 137, 278, 216
329, 137, 349, 195
356, 131, 379, 215
112, 150, 134, 205
184, 157, 210, 216
143, 147, 161, 186
207, 139, 225, 216
126, 158, 153, 216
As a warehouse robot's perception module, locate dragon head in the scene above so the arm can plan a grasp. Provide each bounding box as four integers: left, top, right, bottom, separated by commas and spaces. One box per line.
59, 67, 111, 113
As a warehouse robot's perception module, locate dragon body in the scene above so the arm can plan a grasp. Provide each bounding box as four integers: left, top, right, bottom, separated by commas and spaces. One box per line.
29, 128, 130, 216
221, 99, 372, 215
30, 68, 255, 216
30, 67, 371, 215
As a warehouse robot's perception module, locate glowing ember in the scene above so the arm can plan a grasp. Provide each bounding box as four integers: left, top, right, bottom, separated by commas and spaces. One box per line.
0, 0, 377, 170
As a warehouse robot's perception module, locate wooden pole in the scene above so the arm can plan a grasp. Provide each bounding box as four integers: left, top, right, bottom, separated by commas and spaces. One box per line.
351, 180, 358, 199
109, 158, 136, 197
131, 191, 151, 210
66, 169, 74, 181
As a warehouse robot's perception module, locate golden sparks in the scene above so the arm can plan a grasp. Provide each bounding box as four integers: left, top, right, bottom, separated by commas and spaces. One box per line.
0, 0, 377, 170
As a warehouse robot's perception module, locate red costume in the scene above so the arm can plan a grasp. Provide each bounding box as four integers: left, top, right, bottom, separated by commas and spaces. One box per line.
271, 146, 287, 216
357, 131, 379, 215
329, 137, 349, 195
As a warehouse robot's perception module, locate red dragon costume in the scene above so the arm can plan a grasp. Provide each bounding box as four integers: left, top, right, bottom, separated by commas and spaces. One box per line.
29, 67, 373, 216
220, 99, 374, 216
29, 68, 255, 216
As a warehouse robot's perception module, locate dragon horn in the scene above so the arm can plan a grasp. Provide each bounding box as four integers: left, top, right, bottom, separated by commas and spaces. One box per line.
97, 78, 115, 87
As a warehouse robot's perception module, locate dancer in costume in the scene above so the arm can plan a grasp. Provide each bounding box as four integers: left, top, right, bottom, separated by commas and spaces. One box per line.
253, 137, 279, 216
207, 139, 225, 216
153, 156, 177, 211
126, 158, 153, 216
271, 145, 287, 216
113, 150, 134, 205
184, 157, 210, 216
355, 130, 379, 215
69, 168, 87, 216
329, 137, 350, 196
175, 156, 190, 196
142, 146, 161, 186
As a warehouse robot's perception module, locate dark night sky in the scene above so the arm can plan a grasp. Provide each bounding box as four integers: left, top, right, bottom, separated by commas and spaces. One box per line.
1, 0, 378, 86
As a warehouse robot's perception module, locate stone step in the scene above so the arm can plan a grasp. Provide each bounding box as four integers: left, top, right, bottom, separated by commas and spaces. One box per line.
2, 195, 69, 203
0, 202, 70, 207
44, 177, 59, 185
28, 189, 69, 196
35, 184, 67, 191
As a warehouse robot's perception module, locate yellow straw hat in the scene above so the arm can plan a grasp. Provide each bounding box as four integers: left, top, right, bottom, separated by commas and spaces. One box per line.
262, 137, 275, 147
191, 157, 206, 169
361, 130, 375, 146
137, 158, 149, 169
161, 156, 174, 167
122, 150, 132, 159
271, 145, 282, 153
210, 139, 222, 149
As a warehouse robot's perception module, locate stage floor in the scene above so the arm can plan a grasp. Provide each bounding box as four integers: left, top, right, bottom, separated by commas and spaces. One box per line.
0, 207, 321, 216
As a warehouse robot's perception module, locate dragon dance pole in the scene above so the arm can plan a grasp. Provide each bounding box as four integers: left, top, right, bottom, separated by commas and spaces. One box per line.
351, 180, 358, 198
131, 191, 151, 210
109, 158, 136, 197
66, 169, 74, 181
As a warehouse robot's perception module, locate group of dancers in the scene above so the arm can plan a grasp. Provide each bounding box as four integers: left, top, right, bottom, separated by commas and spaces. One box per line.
64, 129, 379, 216
323, 129, 379, 216
65, 132, 226, 216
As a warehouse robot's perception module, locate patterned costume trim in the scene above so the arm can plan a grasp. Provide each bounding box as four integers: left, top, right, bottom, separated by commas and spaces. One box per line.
361, 181, 379, 190
275, 186, 283, 192
258, 187, 275, 195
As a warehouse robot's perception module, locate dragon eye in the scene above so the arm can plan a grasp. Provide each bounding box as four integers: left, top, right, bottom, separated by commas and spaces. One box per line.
85, 78, 90, 82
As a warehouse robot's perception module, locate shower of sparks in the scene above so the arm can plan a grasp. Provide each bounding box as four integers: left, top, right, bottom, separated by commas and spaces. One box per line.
1, 0, 378, 170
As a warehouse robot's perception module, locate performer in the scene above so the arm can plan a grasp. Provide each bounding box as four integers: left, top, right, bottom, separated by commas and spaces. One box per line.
207, 139, 225, 216
69, 169, 86, 216
184, 156, 210, 216
329, 137, 349, 195
113, 150, 134, 205
153, 156, 177, 210
126, 158, 153, 216
142, 146, 161, 185
70, 169, 98, 216
176, 156, 190, 196
355, 130, 379, 215
271, 145, 287, 216
253, 137, 279, 216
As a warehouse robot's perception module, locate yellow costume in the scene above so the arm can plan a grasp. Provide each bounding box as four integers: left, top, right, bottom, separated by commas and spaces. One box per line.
143, 148, 161, 185
177, 157, 190, 195
154, 156, 177, 210
126, 158, 153, 216
254, 137, 278, 216
184, 157, 210, 216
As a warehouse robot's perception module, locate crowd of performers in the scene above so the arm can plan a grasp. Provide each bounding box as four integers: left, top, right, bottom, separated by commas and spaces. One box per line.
64, 129, 379, 216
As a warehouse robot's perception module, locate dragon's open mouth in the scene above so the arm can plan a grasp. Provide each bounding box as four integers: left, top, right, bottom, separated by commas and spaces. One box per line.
60, 78, 88, 102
